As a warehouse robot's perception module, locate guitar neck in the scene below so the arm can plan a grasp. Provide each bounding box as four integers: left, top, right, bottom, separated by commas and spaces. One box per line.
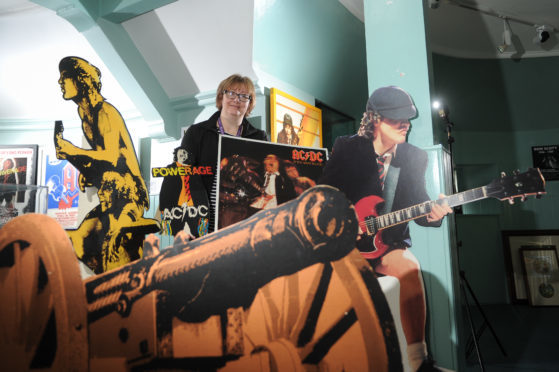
445, 186, 488, 208
372, 186, 488, 231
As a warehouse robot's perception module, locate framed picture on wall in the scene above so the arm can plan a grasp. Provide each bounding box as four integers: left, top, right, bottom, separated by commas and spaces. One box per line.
502, 230, 559, 303
1, 144, 40, 227
520, 246, 559, 306
0, 144, 39, 187
532, 145, 559, 181
270, 88, 322, 148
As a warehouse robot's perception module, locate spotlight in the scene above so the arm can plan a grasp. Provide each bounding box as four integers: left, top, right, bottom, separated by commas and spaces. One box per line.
432, 100, 448, 119
497, 18, 512, 53
534, 25, 553, 43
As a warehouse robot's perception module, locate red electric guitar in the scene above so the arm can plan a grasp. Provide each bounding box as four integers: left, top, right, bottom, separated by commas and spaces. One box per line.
355, 168, 546, 259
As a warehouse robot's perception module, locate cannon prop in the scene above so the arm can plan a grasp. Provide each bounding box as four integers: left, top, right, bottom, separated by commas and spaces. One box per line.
0, 186, 402, 371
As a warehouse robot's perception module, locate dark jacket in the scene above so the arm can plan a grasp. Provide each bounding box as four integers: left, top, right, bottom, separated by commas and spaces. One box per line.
181, 111, 267, 231
319, 134, 440, 248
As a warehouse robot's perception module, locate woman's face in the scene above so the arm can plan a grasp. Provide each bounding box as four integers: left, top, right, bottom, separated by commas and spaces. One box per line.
221, 84, 250, 118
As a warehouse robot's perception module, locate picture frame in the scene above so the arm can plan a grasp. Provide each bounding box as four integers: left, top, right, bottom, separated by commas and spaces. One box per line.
43, 153, 81, 229
520, 246, 559, 306
0, 144, 39, 187
270, 88, 322, 148
502, 230, 559, 303
1, 144, 41, 227
532, 145, 559, 181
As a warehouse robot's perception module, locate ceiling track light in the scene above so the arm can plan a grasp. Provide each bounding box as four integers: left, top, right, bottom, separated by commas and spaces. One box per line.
534, 25, 554, 44
497, 18, 512, 53
438, 1, 558, 51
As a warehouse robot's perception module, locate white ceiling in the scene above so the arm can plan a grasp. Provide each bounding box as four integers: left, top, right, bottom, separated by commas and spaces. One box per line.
1, 0, 559, 127
0, 1, 137, 126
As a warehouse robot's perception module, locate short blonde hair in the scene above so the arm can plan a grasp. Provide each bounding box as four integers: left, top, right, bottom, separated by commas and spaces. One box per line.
216, 74, 256, 116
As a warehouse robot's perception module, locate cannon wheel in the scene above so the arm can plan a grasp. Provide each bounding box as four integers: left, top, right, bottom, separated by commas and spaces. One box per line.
0, 214, 88, 371
223, 249, 402, 372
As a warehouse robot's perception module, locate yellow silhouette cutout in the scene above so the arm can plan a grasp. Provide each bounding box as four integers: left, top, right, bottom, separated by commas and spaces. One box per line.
54, 56, 158, 273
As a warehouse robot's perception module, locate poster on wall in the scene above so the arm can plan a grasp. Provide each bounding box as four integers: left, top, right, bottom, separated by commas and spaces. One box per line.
44, 154, 80, 228
532, 145, 559, 181
149, 138, 181, 195
216, 136, 327, 230
270, 87, 323, 147
0, 144, 39, 227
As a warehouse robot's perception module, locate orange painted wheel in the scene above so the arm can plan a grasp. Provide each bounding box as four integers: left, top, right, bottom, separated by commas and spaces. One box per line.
222, 249, 402, 372
0, 214, 88, 371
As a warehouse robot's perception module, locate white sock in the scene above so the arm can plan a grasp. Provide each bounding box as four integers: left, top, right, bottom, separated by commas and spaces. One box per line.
407, 341, 427, 371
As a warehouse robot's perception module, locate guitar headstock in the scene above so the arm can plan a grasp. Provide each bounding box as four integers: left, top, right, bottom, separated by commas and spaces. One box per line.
486, 168, 546, 202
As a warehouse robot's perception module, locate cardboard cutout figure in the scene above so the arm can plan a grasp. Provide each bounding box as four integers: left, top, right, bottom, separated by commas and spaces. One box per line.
54, 56, 158, 274
319, 86, 453, 371
154, 146, 210, 237
0, 186, 404, 371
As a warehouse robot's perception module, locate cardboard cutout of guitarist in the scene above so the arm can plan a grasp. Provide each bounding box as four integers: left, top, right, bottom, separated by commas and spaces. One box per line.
54, 56, 159, 274
319, 86, 452, 372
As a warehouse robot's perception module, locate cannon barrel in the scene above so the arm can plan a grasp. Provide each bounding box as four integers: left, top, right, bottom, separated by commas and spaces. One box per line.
85, 185, 357, 323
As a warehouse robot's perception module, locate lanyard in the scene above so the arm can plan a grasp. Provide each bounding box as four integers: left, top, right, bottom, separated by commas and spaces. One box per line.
218, 117, 242, 136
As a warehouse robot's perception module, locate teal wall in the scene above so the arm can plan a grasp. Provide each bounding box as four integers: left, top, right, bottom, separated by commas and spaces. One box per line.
253, 0, 368, 120
432, 54, 559, 304
364, 0, 436, 147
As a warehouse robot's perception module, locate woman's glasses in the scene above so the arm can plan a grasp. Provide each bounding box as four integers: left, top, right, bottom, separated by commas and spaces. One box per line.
223, 90, 251, 102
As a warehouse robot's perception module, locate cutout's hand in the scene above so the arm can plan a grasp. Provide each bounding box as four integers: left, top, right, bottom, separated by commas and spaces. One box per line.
426, 193, 453, 222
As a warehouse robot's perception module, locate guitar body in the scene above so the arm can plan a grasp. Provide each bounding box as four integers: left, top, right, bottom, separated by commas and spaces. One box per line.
354, 195, 390, 260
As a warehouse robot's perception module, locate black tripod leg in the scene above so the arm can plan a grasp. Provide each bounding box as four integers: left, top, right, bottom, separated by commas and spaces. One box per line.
461, 270, 507, 357
466, 322, 488, 357
461, 276, 485, 371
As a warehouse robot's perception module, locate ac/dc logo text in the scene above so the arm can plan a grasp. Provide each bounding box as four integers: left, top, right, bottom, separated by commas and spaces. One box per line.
292, 149, 324, 163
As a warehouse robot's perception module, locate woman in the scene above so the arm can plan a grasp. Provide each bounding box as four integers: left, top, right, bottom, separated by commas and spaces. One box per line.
181, 74, 267, 232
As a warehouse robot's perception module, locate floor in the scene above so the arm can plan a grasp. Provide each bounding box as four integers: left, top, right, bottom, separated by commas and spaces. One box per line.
460, 304, 559, 372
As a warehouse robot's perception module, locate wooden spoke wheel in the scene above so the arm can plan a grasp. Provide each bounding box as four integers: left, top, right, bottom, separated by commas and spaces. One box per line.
0, 214, 88, 371
223, 249, 402, 372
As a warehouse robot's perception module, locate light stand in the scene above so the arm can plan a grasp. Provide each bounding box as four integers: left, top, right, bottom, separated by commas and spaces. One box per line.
436, 104, 507, 371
